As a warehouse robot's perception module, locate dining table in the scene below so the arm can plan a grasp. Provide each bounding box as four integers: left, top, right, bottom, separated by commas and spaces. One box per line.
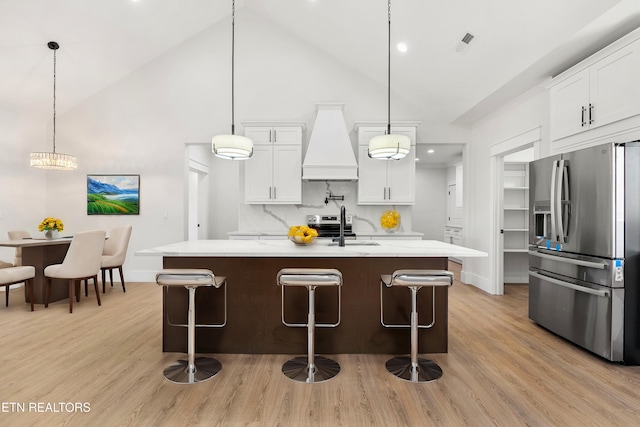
0, 237, 73, 304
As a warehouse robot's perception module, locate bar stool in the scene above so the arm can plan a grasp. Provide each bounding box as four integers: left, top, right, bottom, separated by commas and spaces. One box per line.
277, 268, 342, 383
156, 269, 227, 384
380, 269, 454, 382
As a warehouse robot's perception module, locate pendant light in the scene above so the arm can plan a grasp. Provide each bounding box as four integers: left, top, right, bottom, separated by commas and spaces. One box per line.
30, 41, 78, 171
212, 0, 253, 160
368, 0, 410, 160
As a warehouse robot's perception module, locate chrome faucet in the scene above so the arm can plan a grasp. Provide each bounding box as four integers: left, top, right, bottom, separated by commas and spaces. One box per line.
339, 205, 346, 247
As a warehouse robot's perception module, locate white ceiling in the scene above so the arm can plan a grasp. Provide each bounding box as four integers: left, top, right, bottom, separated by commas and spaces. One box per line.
2, 0, 640, 165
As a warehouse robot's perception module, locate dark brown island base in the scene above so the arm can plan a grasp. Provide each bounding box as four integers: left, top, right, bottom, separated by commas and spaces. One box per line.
138, 239, 486, 355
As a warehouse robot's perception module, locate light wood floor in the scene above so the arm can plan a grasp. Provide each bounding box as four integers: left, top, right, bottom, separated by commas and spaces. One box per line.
1, 263, 639, 426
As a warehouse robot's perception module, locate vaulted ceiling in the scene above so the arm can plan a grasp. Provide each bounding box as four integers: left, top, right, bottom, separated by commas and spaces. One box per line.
1, 0, 639, 139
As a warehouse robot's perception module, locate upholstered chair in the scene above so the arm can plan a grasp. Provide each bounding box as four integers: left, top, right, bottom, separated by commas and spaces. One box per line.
100, 225, 132, 293
7, 230, 30, 266
0, 265, 35, 311
44, 230, 106, 313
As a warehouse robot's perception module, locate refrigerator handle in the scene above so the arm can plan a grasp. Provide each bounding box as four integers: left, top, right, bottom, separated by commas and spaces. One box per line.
550, 160, 558, 241
556, 159, 567, 243
528, 250, 607, 269
528, 271, 609, 298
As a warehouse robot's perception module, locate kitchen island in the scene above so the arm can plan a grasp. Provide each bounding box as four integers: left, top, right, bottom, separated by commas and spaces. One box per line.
137, 239, 486, 354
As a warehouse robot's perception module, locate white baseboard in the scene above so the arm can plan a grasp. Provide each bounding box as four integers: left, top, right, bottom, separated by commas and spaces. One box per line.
460, 270, 493, 294
0, 283, 24, 291
126, 270, 159, 283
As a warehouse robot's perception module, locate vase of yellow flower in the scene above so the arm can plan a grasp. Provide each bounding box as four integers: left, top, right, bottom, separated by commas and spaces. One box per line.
380, 210, 401, 233
38, 217, 64, 239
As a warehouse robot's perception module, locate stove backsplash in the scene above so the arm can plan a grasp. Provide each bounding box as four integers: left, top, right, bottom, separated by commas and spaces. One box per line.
237, 181, 412, 234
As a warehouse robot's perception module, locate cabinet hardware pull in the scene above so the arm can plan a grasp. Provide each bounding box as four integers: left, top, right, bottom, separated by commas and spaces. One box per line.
269, 186, 272, 199
388, 187, 391, 200
273, 129, 276, 142
589, 103, 594, 124
269, 129, 272, 143
581, 106, 586, 126
274, 187, 277, 199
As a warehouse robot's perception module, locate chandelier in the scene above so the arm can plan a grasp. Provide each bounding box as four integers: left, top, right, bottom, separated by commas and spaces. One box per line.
30, 41, 77, 171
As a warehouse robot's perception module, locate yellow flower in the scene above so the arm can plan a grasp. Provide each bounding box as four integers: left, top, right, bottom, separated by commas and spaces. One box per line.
38, 217, 64, 232
380, 210, 400, 230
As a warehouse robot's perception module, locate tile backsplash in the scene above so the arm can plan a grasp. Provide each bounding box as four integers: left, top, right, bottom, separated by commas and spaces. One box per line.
238, 181, 412, 233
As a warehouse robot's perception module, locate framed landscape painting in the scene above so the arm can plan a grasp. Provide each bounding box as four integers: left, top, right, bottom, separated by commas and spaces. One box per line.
87, 175, 140, 215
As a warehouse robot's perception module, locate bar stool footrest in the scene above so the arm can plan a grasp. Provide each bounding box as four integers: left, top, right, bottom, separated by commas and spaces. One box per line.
163, 356, 222, 384
385, 356, 443, 382
282, 356, 340, 383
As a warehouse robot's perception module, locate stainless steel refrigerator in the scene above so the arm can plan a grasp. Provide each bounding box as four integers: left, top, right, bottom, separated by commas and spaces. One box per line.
528, 141, 640, 364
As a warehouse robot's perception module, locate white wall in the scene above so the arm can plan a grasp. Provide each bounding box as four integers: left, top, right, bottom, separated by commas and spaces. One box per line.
3, 8, 551, 290
2, 9, 437, 281
0, 104, 48, 262
413, 166, 447, 239
464, 88, 550, 292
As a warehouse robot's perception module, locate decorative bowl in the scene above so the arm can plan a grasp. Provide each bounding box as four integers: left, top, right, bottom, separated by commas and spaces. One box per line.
288, 235, 317, 246
288, 225, 318, 246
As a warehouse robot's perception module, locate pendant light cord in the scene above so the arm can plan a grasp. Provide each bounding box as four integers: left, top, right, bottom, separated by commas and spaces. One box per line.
52, 45, 57, 153
387, 0, 391, 136
231, 0, 236, 135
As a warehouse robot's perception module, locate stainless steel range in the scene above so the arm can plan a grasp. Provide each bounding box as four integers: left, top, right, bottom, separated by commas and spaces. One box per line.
307, 214, 356, 238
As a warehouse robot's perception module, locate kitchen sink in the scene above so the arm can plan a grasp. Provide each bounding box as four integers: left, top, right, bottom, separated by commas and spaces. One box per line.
327, 240, 380, 246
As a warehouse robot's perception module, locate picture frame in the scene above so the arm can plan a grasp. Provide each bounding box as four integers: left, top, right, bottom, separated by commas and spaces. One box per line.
87, 174, 140, 215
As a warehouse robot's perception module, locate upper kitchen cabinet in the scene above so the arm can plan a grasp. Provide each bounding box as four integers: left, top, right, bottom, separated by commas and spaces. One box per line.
243, 124, 304, 204
548, 29, 640, 150
356, 125, 417, 205
244, 126, 302, 145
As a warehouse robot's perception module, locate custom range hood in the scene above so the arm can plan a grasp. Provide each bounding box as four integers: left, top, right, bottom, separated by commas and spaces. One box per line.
302, 104, 358, 181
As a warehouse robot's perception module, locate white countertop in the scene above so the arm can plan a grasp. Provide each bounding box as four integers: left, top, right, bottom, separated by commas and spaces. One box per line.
227, 230, 424, 237
136, 239, 486, 258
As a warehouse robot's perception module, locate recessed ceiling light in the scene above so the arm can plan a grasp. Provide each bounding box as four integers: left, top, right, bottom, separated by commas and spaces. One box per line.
427, 149, 435, 154
397, 42, 408, 53
414, 158, 420, 162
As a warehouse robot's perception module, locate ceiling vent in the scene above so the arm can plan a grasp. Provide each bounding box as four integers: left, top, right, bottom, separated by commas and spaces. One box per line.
455, 32, 475, 53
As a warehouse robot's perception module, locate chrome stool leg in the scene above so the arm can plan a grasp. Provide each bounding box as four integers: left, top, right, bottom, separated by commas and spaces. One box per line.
282, 286, 340, 383
385, 286, 443, 382
163, 285, 221, 384
380, 270, 453, 383
156, 269, 226, 385
278, 268, 342, 383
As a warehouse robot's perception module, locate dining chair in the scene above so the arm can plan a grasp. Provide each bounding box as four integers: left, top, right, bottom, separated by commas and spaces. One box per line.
0, 265, 36, 311
99, 224, 132, 294
44, 230, 106, 313
7, 230, 31, 266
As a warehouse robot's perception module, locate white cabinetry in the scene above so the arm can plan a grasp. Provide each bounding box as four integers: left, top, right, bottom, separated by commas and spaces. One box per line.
548, 30, 640, 148
357, 126, 416, 205
503, 162, 529, 283
244, 125, 303, 204
444, 226, 463, 263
